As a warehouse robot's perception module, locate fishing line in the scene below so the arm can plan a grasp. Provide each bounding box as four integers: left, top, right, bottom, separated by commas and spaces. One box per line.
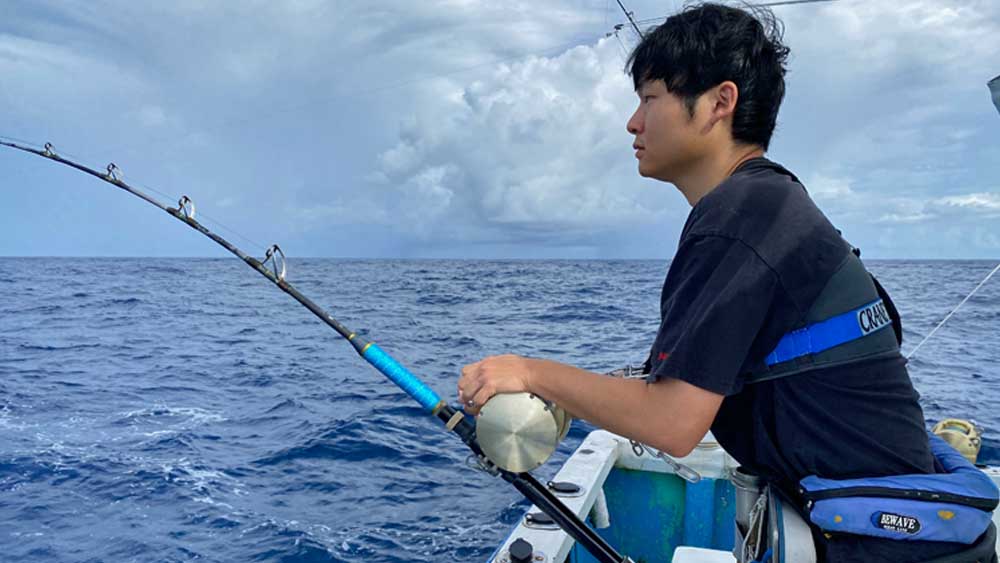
126, 179, 269, 255
2, 135, 96, 172
906, 262, 1000, 360
0, 134, 43, 147
1, 137, 632, 563
134, 177, 270, 255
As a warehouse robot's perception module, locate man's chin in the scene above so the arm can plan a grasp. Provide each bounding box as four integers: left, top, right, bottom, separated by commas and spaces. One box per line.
638, 162, 666, 181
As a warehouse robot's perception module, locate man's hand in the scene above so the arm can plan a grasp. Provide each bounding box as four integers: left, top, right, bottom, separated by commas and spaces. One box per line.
457, 355, 724, 456
458, 354, 535, 416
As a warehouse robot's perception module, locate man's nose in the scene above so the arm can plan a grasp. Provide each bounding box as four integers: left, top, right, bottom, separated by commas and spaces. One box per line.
626, 108, 642, 135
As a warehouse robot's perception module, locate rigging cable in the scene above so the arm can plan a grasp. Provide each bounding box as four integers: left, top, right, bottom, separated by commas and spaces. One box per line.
629, 0, 839, 30
906, 262, 1000, 360
615, 0, 644, 38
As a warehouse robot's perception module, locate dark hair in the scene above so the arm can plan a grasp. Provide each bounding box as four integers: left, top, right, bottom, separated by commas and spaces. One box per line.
626, 2, 790, 150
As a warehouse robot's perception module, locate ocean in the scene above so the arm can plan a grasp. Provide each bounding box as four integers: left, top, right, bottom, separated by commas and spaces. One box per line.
0, 258, 997, 562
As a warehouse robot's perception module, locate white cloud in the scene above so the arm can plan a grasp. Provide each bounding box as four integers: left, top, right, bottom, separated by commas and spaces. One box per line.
367, 37, 671, 243
805, 174, 854, 200
785, 0, 999, 82
877, 212, 934, 224
933, 192, 1000, 216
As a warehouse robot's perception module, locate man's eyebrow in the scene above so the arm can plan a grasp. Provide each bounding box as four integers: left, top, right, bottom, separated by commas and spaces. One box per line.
636, 77, 658, 94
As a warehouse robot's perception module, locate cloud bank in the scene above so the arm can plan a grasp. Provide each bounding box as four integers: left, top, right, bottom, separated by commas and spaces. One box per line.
1, 0, 997, 258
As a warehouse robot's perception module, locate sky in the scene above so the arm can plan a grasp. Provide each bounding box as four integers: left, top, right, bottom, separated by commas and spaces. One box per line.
2, 0, 998, 259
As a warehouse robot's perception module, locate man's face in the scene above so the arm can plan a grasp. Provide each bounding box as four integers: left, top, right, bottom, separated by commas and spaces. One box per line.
626, 80, 707, 182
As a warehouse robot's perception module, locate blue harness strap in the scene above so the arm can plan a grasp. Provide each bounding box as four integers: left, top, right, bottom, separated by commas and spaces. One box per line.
765, 298, 893, 366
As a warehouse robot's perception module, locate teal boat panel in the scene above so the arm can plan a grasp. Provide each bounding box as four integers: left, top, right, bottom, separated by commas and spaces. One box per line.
568, 467, 735, 563
687, 475, 737, 549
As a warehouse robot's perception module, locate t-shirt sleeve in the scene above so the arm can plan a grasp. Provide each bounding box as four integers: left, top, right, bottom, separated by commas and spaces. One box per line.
647, 234, 782, 395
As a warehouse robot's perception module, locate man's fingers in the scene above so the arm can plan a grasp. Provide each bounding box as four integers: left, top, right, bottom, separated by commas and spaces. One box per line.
470, 383, 495, 414
458, 362, 480, 403
458, 358, 514, 414
459, 376, 481, 407
458, 378, 494, 415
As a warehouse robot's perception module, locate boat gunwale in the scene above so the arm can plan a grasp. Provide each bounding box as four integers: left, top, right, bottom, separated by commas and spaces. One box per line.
490, 431, 1000, 562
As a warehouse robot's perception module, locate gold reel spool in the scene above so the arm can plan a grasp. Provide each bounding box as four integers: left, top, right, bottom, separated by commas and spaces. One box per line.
475, 393, 572, 473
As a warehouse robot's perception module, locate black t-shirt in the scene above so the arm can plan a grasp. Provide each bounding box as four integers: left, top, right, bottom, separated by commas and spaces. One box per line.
647, 158, 964, 562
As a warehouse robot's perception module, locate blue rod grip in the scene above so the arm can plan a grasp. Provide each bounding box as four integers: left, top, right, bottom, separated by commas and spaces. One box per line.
362, 343, 442, 411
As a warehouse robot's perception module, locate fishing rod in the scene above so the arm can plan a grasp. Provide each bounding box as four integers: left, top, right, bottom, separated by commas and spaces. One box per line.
0, 138, 633, 563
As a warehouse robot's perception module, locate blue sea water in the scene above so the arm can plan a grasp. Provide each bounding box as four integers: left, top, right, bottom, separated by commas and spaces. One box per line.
0, 258, 997, 562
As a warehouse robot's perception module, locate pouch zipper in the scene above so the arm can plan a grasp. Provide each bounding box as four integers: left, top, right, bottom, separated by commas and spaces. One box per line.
803, 486, 998, 511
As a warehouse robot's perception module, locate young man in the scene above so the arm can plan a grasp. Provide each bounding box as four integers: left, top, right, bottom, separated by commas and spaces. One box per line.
458, 4, 984, 562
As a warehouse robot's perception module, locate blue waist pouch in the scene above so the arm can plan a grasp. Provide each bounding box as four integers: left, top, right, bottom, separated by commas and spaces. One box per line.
799, 434, 999, 543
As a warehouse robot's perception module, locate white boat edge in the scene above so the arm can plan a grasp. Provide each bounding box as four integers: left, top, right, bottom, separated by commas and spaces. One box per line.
489, 430, 1000, 562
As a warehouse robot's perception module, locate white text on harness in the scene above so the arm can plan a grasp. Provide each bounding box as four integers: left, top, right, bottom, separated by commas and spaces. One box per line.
857, 300, 891, 335
874, 511, 921, 534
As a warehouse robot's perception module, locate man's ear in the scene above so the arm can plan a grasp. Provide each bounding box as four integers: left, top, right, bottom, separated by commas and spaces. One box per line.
704, 81, 739, 130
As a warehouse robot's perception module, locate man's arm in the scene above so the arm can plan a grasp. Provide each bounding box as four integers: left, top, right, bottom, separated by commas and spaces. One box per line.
458, 355, 724, 458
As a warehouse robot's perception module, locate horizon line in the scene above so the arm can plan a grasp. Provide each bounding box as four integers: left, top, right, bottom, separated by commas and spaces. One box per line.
3, 255, 998, 262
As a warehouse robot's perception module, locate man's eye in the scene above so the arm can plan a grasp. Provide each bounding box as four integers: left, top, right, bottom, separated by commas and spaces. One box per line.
643, 95, 654, 103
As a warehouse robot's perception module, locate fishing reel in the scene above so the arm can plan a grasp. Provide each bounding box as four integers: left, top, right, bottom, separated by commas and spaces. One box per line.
474, 393, 572, 473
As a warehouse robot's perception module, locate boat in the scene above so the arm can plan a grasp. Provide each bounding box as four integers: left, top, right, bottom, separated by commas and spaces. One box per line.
489, 429, 1000, 562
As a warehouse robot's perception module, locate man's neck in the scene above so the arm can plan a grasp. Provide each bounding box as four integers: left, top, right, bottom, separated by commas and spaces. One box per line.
674, 145, 765, 206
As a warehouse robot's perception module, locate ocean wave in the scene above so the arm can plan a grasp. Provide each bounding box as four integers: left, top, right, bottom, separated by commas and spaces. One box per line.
17, 342, 103, 352
240, 522, 350, 563
139, 265, 187, 275
537, 302, 628, 322
254, 436, 399, 466
17, 304, 63, 314
106, 297, 143, 306
116, 406, 227, 427
415, 294, 476, 306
